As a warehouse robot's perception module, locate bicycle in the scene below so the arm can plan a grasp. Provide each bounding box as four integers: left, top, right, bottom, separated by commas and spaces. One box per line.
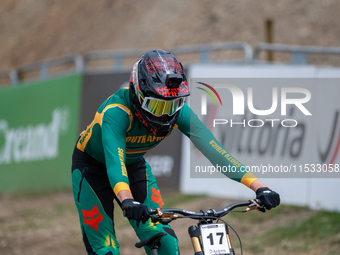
134, 198, 264, 255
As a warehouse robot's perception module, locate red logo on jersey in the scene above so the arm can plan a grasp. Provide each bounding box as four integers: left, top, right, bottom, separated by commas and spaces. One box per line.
151, 187, 164, 208
82, 205, 103, 231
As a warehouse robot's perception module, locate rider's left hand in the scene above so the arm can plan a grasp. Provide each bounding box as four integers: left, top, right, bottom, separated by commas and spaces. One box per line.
256, 187, 280, 211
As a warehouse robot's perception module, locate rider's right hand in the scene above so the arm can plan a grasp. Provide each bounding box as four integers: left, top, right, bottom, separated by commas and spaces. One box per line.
122, 199, 150, 227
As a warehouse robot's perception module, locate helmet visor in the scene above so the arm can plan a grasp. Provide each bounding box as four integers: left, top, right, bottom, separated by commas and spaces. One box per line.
142, 97, 186, 117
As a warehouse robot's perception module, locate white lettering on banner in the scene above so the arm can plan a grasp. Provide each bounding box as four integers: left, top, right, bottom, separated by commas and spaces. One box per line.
0, 107, 70, 165
145, 155, 174, 177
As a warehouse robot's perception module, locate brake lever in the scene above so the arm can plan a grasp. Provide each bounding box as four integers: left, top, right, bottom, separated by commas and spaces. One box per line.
150, 208, 177, 225
244, 199, 265, 212
254, 198, 266, 213
150, 215, 174, 225
158, 218, 173, 225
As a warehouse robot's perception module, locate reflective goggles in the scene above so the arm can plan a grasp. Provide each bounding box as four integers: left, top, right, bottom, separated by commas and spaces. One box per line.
141, 97, 186, 117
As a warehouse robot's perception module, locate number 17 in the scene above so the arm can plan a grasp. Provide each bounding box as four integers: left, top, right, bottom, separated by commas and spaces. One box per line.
207, 232, 224, 245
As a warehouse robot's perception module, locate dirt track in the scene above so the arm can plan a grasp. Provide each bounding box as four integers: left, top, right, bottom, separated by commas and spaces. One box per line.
0, 190, 323, 255
0, 191, 255, 255
0, 191, 220, 255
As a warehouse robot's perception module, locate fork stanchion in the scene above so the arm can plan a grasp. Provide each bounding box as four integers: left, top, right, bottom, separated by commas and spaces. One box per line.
188, 225, 203, 255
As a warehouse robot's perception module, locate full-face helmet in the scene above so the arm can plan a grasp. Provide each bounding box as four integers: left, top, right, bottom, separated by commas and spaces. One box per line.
129, 50, 190, 136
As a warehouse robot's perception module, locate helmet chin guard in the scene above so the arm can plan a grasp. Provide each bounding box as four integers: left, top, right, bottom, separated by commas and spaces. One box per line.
129, 50, 190, 136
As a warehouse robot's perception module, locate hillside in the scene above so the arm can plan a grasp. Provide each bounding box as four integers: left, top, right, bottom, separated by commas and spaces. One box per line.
1, 0, 340, 71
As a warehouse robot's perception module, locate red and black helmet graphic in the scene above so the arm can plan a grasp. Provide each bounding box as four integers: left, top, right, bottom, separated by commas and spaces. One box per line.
138, 50, 189, 100
129, 50, 190, 137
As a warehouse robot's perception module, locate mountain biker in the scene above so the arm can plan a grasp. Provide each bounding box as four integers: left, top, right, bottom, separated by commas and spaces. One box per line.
71, 50, 280, 255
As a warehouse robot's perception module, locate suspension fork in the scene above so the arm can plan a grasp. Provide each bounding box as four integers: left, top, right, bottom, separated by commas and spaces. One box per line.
188, 225, 204, 255
225, 225, 235, 255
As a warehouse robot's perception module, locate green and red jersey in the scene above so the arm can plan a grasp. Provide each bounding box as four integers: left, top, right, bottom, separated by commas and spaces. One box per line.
76, 88, 258, 197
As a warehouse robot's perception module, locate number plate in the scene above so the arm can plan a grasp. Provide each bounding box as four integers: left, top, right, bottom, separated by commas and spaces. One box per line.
200, 223, 230, 255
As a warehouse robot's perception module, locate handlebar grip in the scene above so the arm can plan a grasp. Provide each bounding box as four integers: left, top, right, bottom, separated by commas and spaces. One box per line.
254, 198, 263, 206
149, 208, 157, 214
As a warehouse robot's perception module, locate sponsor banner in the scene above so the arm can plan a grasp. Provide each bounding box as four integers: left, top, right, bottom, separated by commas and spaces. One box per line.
179, 65, 340, 211
0, 74, 82, 192
189, 77, 340, 179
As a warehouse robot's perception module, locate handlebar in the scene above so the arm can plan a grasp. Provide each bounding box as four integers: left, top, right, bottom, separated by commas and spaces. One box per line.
149, 199, 263, 223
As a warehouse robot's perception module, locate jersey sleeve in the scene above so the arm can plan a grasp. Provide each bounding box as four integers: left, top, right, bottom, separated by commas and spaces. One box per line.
101, 107, 131, 197
176, 104, 258, 188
